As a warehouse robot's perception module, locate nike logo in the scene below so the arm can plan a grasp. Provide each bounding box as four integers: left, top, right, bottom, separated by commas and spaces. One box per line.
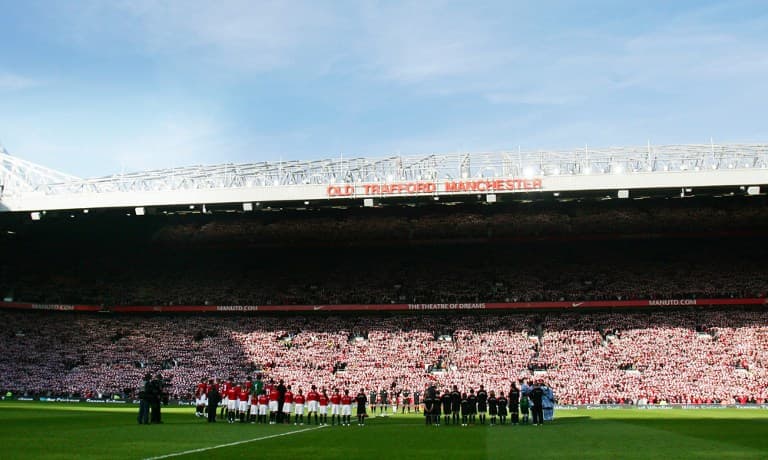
314, 306, 323, 311
571, 302, 583, 307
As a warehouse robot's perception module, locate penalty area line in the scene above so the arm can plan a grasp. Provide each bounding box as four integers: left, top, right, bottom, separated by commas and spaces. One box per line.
142, 425, 326, 460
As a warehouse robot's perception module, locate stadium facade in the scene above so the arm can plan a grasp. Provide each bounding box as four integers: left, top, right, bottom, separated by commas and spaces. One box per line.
1, 143, 767, 214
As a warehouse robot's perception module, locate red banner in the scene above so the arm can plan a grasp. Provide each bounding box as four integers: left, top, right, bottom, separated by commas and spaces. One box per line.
0, 302, 102, 312
0, 298, 765, 313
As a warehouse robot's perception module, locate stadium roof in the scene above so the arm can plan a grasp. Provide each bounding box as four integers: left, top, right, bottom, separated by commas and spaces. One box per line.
1, 143, 767, 213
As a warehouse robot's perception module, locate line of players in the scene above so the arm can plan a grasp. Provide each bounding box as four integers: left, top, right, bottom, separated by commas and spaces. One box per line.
423, 383, 551, 426
194, 377, 370, 426
194, 377, 553, 427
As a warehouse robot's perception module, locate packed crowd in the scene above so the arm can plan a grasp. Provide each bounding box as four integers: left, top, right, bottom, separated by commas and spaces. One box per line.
1, 308, 766, 405
148, 197, 768, 244
1, 237, 766, 306
2, 195, 768, 308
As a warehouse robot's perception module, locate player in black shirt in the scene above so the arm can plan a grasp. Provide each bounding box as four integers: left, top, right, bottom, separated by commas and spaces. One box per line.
369, 389, 377, 415
356, 389, 368, 426
423, 393, 434, 425
530, 383, 545, 426
509, 382, 520, 425
476, 385, 488, 425
450, 385, 461, 425
467, 389, 477, 424
460, 392, 470, 426
432, 391, 441, 426
440, 389, 452, 425
487, 390, 498, 426
380, 389, 389, 416
497, 392, 508, 425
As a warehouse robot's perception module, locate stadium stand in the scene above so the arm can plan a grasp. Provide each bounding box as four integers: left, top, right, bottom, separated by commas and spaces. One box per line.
1, 196, 767, 405
0, 309, 766, 405
1, 236, 765, 306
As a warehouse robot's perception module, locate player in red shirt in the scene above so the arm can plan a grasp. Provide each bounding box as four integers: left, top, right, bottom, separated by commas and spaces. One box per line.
293, 389, 306, 425
257, 392, 269, 424
226, 385, 238, 423
220, 378, 234, 420
283, 386, 294, 424
244, 376, 253, 394
249, 392, 259, 423
341, 389, 354, 426
330, 388, 342, 426
306, 385, 320, 425
268, 382, 280, 424
238, 384, 250, 423
195, 379, 207, 417
318, 389, 329, 425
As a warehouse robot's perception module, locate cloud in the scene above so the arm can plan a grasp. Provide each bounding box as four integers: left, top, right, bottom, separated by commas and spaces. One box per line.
357, 1, 518, 83
0, 111, 241, 178
107, 115, 231, 174
58, 0, 341, 73
0, 72, 40, 91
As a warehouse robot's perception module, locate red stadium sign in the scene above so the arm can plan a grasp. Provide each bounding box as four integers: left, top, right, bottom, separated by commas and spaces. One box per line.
326, 178, 543, 197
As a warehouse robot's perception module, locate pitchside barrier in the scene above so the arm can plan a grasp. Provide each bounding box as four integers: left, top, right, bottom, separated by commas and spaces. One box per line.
0, 297, 766, 313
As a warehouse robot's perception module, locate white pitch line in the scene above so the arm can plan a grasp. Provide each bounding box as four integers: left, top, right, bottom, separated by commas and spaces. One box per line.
142, 425, 326, 460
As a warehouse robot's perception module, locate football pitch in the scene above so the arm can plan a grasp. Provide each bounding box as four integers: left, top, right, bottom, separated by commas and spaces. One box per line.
1, 402, 767, 459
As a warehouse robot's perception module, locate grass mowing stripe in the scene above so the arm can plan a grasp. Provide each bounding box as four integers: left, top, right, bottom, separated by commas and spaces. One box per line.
142, 425, 327, 460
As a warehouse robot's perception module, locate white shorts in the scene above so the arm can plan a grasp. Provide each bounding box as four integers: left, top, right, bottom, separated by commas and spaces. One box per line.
294, 404, 304, 415
259, 404, 268, 415
269, 401, 279, 412
341, 405, 351, 416
250, 405, 258, 415
319, 405, 328, 415
222, 397, 229, 406
200, 394, 208, 406
238, 401, 249, 412
283, 403, 293, 414
307, 401, 319, 412
331, 404, 341, 415
227, 399, 237, 410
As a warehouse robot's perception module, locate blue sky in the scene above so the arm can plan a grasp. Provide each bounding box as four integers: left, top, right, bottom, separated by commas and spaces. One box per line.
1, 0, 767, 177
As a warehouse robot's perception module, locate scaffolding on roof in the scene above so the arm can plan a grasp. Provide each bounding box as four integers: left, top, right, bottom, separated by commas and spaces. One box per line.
2, 143, 767, 198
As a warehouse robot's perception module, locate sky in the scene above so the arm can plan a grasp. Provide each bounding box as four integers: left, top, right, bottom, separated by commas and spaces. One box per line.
1, 0, 767, 178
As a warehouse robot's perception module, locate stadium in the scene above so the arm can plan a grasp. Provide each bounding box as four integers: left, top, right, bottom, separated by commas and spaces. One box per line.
1, 143, 768, 459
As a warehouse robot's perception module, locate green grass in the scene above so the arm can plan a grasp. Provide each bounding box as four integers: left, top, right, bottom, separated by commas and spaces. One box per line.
1, 402, 767, 459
